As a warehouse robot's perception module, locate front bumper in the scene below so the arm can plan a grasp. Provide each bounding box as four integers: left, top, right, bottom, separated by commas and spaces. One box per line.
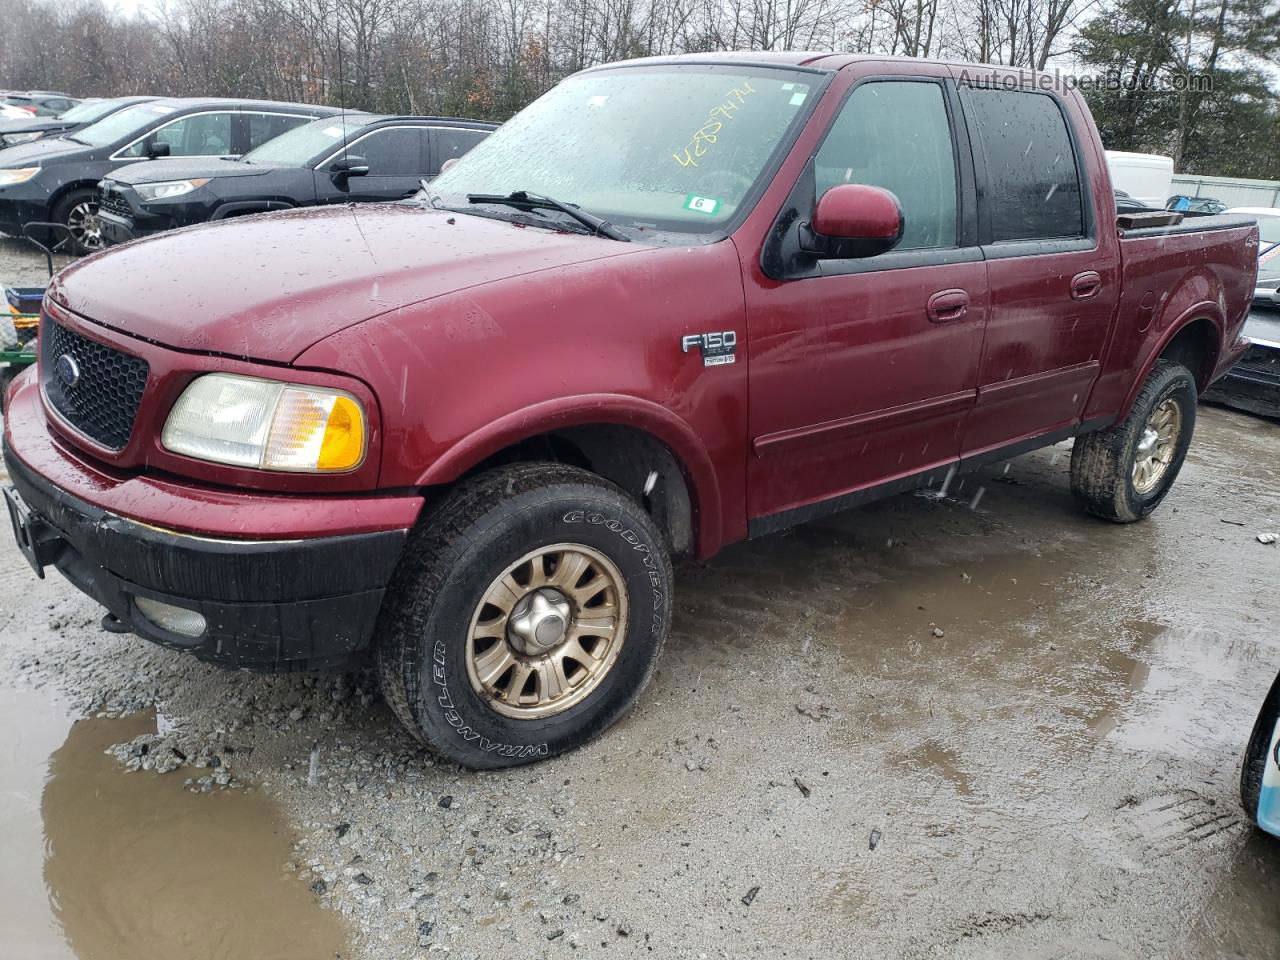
3, 372, 419, 671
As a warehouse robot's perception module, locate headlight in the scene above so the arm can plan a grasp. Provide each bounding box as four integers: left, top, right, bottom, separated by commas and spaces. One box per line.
2, 132, 41, 146
134, 178, 210, 202
0, 167, 40, 187
161, 374, 366, 472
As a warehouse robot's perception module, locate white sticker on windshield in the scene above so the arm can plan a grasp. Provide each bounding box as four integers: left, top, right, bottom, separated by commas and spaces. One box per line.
684, 195, 721, 216
588, 95, 609, 107
148, 104, 176, 115
789, 91, 807, 106
781, 83, 795, 90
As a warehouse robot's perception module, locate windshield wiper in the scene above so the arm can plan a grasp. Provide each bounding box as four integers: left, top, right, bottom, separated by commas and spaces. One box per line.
62, 135, 87, 145
467, 190, 629, 242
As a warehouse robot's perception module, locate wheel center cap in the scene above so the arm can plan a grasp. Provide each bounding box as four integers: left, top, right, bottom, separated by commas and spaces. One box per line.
508, 589, 571, 654
1137, 427, 1159, 458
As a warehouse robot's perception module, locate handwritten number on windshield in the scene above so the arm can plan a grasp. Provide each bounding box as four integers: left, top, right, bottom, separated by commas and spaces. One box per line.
672, 81, 757, 168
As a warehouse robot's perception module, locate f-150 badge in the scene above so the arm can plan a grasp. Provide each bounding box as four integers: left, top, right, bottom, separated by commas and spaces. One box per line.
682, 331, 737, 367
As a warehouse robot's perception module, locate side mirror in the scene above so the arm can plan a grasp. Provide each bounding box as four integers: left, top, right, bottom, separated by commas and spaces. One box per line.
802, 183, 904, 259
145, 141, 170, 159
330, 156, 370, 179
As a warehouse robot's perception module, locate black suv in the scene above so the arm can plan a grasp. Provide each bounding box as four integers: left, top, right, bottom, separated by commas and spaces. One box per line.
0, 97, 340, 253
0, 96, 157, 148
96, 113, 495, 245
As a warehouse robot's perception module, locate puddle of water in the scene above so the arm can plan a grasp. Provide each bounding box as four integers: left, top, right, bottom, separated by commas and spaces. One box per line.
0, 686, 348, 960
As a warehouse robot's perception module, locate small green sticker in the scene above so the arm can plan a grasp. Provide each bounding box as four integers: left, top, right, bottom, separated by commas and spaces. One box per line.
684, 194, 721, 216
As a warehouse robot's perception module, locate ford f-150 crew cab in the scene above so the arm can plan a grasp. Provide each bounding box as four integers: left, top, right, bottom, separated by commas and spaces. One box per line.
2, 52, 1258, 768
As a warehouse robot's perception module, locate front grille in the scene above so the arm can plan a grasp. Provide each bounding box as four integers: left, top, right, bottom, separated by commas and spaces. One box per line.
41, 318, 149, 450
97, 187, 132, 220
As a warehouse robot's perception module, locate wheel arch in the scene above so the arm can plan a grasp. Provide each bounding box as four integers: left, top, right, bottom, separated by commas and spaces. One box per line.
416, 394, 722, 559
1118, 302, 1223, 421
210, 200, 294, 221
47, 179, 103, 217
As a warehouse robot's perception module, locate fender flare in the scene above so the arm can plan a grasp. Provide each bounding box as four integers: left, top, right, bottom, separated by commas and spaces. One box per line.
416, 393, 724, 556
1117, 299, 1224, 421
210, 200, 293, 220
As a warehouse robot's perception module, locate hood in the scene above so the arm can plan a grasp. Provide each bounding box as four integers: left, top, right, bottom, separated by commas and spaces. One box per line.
0, 134, 92, 166
0, 118, 64, 135
110, 156, 282, 186
49, 203, 644, 363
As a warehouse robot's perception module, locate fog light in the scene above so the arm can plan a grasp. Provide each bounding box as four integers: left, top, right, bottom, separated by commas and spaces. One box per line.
135, 597, 207, 638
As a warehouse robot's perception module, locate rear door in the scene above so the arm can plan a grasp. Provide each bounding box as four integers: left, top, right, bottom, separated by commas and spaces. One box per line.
314, 126, 428, 203
956, 79, 1120, 458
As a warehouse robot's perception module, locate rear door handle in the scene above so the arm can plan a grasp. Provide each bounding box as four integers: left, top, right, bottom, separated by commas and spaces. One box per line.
927, 289, 970, 323
1071, 271, 1102, 301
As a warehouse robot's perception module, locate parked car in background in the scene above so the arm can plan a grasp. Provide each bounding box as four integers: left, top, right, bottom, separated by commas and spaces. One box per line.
1202, 207, 1280, 418
1105, 151, 1173, 208
1242, 672, 1280, 838
1114, 189, 1159, 215
1167, 195, 1227, 216
1, 52, 1257, 769
97, 113, 495, 245
0, 97, 340, 253
2, 92, 79, 117
0, 104, 35, 120
0, 96, 157, 148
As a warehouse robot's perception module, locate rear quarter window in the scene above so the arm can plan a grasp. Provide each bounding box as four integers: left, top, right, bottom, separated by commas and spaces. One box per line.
965, 88, 1084, 242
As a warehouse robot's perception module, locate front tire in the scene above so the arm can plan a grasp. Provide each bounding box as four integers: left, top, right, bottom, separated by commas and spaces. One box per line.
51, 189, 104, 256
1070, 359, 1197, 522
376, 463, 673, 769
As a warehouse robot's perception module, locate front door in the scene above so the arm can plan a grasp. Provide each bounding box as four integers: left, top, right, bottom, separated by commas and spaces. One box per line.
745, 71, 988, 528
315, 126, 430, 204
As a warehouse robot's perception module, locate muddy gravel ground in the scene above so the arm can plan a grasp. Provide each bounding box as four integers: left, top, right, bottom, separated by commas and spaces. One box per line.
2, 240, 1280, 959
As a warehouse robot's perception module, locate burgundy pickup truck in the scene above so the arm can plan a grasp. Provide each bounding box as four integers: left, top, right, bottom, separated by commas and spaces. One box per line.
3, 53, 1257, 768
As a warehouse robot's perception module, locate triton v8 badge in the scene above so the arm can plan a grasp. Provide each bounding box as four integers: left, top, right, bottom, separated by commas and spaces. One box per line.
682, 331, 737, 367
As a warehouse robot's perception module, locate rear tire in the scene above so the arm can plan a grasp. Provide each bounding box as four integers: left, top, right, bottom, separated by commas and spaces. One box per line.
376, 463, 673, 769
1070, 360, 1197, 522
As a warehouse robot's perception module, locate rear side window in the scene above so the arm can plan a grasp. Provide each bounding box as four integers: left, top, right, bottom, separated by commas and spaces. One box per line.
965, 89, 1084, 242
245, 113, 309, 151
814, 81, 958, 250
434, 128, 489, 170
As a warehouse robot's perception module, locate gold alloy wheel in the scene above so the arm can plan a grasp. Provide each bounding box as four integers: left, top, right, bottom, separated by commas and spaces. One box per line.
1132, 397, 1182, 495
465, 543, 629, 719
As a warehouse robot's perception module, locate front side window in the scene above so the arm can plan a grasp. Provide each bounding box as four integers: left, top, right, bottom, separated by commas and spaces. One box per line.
814, 81, 958, 250
119, 112, 234, 158
966, 88, 1084, 242
332, 127, 422, 176
430, 65, 818, 240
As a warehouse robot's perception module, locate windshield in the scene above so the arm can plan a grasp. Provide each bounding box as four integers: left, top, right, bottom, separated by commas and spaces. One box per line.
73, 101, 177, 148
430, 65, 819, 239
243, 116, 368, 165
58, 99, 128, 124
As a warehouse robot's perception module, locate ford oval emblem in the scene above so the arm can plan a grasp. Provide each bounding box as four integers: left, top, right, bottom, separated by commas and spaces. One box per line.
55, 354, 80, 388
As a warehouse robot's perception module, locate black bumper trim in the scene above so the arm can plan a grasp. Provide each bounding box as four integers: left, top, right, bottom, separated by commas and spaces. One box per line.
3, 443, 408, 671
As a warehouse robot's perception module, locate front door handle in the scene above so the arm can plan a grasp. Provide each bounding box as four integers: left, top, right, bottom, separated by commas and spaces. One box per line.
927, 289, 970, 323
1071, 271, 1102, 301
